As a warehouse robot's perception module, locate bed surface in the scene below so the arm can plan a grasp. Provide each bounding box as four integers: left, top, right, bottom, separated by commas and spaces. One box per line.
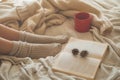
0, 0, 120, 80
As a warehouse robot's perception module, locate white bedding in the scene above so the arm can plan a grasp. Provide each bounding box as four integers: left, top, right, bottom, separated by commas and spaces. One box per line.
0, 0, 120, 80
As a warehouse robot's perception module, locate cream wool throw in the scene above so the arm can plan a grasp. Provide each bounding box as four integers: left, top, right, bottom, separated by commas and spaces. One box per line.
0, 0, 120, 80
0, 0, 112, 35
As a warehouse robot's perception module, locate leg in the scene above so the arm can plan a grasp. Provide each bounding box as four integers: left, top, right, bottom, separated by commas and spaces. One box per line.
9, 41, 62, 59
0, 37, 62, 58
0, 24, 19, 41
19, 31, 69, 44
0, 37, 13, 55
0, 24, 69, 43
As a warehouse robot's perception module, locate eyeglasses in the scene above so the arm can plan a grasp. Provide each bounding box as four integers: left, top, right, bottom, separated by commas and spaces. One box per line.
72, 48, 89, 58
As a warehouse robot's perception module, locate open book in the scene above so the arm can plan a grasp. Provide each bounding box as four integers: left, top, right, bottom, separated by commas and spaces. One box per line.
52, 37, 108, 80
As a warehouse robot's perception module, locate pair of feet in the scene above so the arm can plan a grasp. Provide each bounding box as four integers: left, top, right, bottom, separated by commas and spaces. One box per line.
9, 31, 69, 59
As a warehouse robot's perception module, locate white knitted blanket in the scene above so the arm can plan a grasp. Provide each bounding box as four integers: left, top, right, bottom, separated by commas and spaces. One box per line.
0, 0, 120, 80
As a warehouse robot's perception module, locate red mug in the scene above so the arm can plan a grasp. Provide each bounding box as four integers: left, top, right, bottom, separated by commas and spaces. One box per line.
74, 12, 92, 32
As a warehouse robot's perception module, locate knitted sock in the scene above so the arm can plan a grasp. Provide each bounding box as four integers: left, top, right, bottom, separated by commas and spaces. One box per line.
9, 41, 62, 59
19, 31, 69, 44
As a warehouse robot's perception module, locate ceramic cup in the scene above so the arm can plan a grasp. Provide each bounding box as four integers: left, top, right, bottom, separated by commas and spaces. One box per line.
74, 12, 92, 32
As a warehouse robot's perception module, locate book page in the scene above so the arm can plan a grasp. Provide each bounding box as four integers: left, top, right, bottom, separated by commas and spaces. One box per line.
64, 37, 108, 59
53, 52, 101, 80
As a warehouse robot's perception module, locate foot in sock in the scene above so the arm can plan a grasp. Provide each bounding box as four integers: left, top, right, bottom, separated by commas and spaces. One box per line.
9, 41, 62, 59
19, 31, 69, 44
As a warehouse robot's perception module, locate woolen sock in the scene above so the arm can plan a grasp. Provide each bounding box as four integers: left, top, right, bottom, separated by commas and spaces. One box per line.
9, 41, 62, 59
19, 31, 69, 44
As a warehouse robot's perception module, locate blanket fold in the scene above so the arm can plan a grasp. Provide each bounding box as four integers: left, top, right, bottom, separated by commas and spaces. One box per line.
0, 0, 113, 35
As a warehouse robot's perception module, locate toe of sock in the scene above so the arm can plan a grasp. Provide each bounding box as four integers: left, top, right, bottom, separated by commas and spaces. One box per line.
56, 35, 69, 44
52, 43, 62, 56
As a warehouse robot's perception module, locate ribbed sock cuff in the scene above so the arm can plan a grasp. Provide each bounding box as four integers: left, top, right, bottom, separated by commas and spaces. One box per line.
9, 41, 19, 56
9, 41, 30, 58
